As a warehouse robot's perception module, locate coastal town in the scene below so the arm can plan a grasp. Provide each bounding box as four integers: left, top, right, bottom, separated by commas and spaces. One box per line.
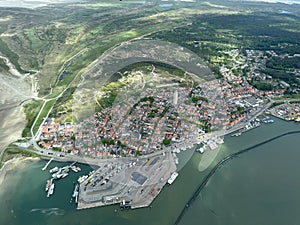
36, 73, 287, 158
32, 55, 300, 209
1, 1, 300, 225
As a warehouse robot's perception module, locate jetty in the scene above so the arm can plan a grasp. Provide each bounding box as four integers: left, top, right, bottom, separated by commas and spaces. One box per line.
42, 158, 54, 171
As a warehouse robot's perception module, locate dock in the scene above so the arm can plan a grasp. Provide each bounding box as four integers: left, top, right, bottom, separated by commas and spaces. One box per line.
42, 158, 54, 171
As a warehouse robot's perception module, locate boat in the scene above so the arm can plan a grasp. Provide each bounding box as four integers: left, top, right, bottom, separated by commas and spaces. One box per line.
231, 132, 241, 137
45, 179, 53, 192
72, 183, 79, 203
78, 175, 88, 183
71, 165, 81, 173
197, 147, 206, 153
61, 166, 70, 173
52, 172, 64, 179
47, 183, 55, 197
61, 173, 68, 178
49, 167, 59, 173
120, 200, 131, 209
167, 172, 179, 185
72, 184, 79, 197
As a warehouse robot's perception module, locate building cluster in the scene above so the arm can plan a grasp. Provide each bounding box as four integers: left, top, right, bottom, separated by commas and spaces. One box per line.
268, 102, 300, 122
73, 86, 203, 158
38, 54, 293, 157
38, 118, 76, 154
218, 77, 264, 126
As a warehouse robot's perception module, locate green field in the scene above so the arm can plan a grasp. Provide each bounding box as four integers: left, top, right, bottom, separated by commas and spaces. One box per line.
22, 100, 43, 137
32, 99, 56, 135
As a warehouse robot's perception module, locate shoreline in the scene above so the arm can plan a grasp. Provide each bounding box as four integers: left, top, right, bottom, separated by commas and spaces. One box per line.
0, 156, 40, 188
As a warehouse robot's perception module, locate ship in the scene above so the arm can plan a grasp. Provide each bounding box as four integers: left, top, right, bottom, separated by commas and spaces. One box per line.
120, 200, 131, 209
167, 172, 179, 185
47, 183, 55, 197
50, 167, 59, 173
45, 179, 53, 192
72, 183, 79, 203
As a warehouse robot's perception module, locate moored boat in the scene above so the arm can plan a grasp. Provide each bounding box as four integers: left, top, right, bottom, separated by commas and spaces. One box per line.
168, 172, 179, 185
50, 167, 59, 173
45, 179, 53, 192
47, 183, 55, 197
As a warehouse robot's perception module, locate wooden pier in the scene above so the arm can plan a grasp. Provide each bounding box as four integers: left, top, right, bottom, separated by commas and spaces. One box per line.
42, 158, 54, 171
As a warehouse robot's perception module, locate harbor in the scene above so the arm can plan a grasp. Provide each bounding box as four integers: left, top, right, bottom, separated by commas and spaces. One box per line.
43, 161, 84, 200
230, 115, 274, 138
41, 153, 178, 210
1, 116, 300, 225
77, 151, 177, 210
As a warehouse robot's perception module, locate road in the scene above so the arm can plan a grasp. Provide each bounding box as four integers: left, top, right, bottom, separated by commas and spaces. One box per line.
25, 100, 274, 167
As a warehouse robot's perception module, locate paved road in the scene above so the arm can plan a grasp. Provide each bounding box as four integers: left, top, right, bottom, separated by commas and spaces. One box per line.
24, 100, 274, 167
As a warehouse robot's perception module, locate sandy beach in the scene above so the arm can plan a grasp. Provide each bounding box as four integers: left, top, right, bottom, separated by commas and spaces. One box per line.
0, 157, 40, 188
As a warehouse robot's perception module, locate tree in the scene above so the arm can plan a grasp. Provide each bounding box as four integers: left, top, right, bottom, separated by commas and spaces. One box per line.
163, 139, 171, 146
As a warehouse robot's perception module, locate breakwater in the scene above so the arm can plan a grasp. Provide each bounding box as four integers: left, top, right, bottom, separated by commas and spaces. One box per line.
174, 130, 300, 225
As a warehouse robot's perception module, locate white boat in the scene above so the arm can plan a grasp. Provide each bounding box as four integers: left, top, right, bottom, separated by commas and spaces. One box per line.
50, 167, 59, 173
52, 172, 64, 179
45, 179, 53, 192
78, 175, 88, 183
72, 184, 79, 203
71, 166, 81, 173
168, 172, 179, 185
47, 183, 55, 197
61, 173, 68, 178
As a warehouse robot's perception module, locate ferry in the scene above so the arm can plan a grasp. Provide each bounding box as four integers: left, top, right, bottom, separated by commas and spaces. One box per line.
167, 172, 179, 185
47, 183, 55, 197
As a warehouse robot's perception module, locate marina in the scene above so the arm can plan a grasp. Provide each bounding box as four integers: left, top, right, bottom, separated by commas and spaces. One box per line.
231, 118, 264, 137
43, 162, 82, 198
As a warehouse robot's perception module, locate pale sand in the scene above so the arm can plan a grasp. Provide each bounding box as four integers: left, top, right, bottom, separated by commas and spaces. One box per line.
0, 106, 27, 153
0, 156, 40, 188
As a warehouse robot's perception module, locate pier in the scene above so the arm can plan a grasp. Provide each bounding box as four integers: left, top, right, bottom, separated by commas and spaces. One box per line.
42, 158, 54, 171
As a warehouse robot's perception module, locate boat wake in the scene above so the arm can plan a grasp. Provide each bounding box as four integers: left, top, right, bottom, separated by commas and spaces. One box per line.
30, 208, 65, 216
